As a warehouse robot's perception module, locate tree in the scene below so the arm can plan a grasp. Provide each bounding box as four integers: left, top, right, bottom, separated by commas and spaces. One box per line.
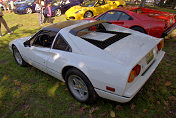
139, 0, 146, 7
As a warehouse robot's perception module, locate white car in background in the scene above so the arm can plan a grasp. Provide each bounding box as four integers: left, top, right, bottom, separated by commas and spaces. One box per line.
9, 20, 165, 104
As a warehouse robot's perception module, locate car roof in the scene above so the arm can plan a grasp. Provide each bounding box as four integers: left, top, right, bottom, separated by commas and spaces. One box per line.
42, 20, 86, 32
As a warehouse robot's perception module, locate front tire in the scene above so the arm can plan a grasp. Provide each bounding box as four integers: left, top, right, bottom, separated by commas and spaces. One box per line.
55, 9, 61, 16
65, 68, 98, 104
26, 7, 32, 14
84, 11, 93, 18
13, 46, 27, 66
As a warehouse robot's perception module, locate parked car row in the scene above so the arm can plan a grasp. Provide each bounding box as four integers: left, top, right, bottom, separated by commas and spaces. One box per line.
13, 0, 84, 15
85, 7, 176, 38
13, 0, 176, 38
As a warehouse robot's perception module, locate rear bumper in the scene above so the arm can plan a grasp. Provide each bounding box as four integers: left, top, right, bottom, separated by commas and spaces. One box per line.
123, 50, 165, 98
162, 22, 176, 37
95, 88, 131, 103
95, 51, 165, 103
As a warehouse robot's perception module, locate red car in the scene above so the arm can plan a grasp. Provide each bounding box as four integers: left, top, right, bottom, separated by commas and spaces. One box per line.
85, 7, 176, 38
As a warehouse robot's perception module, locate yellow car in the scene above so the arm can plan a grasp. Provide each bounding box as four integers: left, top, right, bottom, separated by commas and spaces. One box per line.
65, 0, 126, 20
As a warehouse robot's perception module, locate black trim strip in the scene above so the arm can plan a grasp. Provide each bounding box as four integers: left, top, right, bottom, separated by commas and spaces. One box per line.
82, 32, 131, 49
141, 60, 156, 76
162, 22, 176, 37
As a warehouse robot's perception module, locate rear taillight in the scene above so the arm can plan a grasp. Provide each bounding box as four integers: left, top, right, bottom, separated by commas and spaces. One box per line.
157, 39, 164, 51
128, 64, 141, 83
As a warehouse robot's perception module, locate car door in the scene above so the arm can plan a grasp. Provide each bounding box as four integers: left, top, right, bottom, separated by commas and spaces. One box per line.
96, 10, 133, 28
46, 34, 72, 80
22, 30, 57, 72
115, 12, 134, 28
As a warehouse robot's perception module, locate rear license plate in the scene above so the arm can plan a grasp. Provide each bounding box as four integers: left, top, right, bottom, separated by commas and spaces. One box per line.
146, 50, 154, 64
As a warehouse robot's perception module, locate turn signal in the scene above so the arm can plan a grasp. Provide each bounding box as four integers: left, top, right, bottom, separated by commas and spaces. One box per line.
128, 64, 141, 83
157, 39, 164, 51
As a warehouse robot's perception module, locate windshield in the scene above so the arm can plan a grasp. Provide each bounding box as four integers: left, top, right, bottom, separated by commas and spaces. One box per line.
51, 0, 69, 6
80, 0, 96, 7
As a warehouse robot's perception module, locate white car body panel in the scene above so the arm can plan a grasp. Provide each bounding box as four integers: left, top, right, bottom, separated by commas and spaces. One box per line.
9, 20, 165, 103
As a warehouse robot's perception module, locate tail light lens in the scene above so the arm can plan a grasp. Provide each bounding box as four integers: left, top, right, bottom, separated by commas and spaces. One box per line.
157, 39, 164, 51
128, 64, 141, 83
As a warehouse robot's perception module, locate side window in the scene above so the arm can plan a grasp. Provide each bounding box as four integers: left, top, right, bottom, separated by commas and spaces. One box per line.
96, 11, 121, 21
119, 13, 133, 20
32, 30, 57, 48
53, 34, 71, 52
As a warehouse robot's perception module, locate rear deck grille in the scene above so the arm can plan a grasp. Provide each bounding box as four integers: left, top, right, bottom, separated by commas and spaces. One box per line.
82, 32, 131, 49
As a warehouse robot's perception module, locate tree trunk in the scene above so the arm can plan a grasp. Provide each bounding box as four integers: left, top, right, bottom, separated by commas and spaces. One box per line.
139, 0, 146, 7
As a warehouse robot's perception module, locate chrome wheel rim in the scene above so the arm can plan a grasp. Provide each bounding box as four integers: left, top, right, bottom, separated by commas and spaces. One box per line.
85, 12, 92, 18
26, 8, 32, 14
56, 9, 61, 16
68, 75, 88, 101
14, 49, 22, 65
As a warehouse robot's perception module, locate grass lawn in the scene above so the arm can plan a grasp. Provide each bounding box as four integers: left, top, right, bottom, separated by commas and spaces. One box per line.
0, 11, 176, 118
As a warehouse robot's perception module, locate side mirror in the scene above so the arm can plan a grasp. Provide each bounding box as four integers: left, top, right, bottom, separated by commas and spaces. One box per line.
23, 40, 31, 47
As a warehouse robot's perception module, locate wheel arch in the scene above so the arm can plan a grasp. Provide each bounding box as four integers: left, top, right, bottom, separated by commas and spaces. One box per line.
130, 25, 147, 34
61, 65, 90, 82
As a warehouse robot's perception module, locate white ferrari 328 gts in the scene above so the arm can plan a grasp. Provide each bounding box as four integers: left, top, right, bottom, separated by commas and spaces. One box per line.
9, 20, 165, 104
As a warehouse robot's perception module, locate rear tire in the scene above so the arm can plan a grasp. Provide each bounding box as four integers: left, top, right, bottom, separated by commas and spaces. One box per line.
84, 11, 93, 18
131, 27, 146, 33
65, 68, 98, 104
55, 9, 61, 16
13, 46, 27, 66
26, 7, 32, 14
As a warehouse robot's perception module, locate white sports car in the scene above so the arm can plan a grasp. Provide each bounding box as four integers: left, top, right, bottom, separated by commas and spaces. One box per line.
9, 20, 165, 104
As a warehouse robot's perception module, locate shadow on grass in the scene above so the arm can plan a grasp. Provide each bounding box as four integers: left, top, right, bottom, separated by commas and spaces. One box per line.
0, 27, 41, 48
10, 24, 22, 32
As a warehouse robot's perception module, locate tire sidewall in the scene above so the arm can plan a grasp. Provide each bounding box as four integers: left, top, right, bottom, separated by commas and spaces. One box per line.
26, 7, 32, 14
13, 46, 27, 66
84, 11, 93, 18
65, 68, 97, 104
55, 9, 61, 16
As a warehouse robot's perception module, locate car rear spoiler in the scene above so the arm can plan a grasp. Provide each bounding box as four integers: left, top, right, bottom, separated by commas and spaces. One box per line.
162, 22, 176, 38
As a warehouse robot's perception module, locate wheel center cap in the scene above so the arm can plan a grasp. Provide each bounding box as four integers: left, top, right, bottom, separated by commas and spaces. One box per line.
79, 85, 82, 88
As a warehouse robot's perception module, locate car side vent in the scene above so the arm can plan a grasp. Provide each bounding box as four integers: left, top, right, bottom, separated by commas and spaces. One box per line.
82, 32, 131, 49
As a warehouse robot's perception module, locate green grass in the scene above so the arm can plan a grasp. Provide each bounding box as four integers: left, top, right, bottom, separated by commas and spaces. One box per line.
0, 11, 176, 118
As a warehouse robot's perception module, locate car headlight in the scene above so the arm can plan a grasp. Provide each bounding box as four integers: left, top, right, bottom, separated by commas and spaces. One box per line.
75, 10, 81, 14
